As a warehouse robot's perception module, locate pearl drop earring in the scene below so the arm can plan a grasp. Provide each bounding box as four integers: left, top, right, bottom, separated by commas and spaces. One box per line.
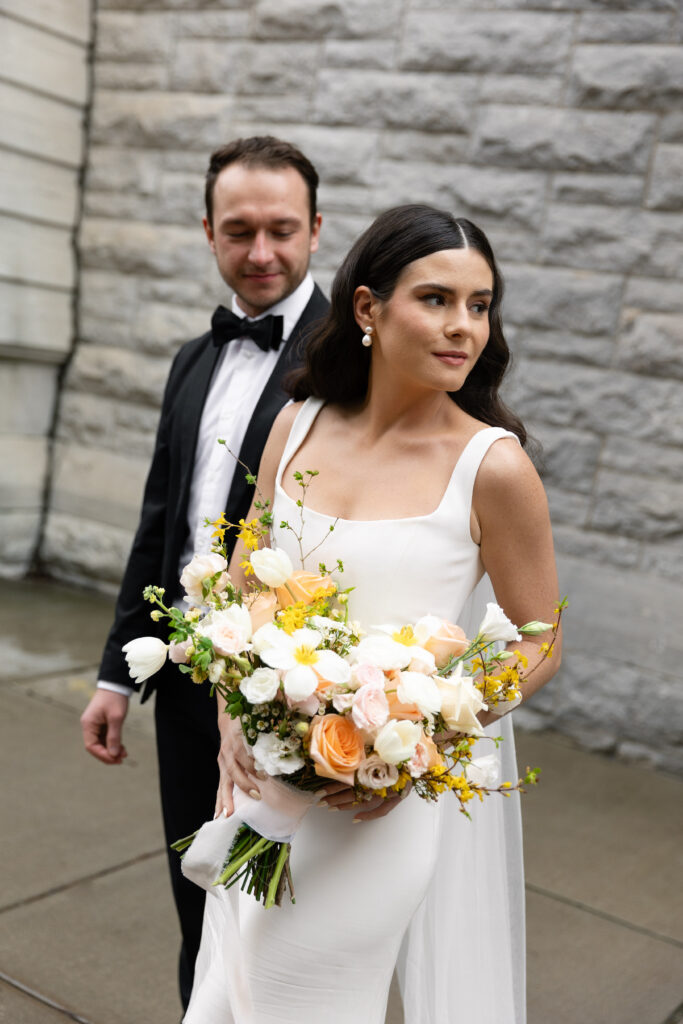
362, 326, 373, 348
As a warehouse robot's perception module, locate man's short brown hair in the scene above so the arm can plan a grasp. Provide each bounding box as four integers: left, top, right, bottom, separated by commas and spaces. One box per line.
205, 136, 319, 226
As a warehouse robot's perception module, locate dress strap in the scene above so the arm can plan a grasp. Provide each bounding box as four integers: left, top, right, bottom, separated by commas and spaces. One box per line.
275, 397, 325, 491
449, 427, 520, 513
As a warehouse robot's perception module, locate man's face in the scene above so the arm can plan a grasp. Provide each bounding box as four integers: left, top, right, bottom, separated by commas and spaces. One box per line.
203, 162, 322, 317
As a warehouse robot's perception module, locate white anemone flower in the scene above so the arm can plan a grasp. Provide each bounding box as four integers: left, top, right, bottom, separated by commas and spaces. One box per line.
122, 636, 168, 684
259, 627, 351, 701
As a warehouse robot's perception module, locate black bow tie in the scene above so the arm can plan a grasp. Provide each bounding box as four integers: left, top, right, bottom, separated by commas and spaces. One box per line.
211, 306, 284, 353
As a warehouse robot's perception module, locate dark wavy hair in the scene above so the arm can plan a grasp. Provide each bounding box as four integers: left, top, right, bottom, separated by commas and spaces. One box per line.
289, 204, 527, 446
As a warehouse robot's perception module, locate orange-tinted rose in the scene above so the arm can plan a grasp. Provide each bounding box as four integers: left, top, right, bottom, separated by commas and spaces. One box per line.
247, 590, 279, 632
385, 670, 423, 721
308, 714, 366, 785
422, 620, 468, 669
276, 570, 335, 608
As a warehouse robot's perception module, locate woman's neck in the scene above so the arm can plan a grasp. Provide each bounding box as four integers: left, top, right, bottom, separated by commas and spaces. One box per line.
355, 378, 463, 443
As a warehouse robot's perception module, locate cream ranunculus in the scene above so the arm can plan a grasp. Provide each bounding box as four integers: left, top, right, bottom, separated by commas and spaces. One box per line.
179, 552, 229, 606
437, 662, 486, 737
122, 636, 168, 684
250, 547, 294, 588
239, 667, 281, 704
373, 719, 422, 765
396, 670, 442, 718
197, 604, 252, 656
477, 603, 521, 644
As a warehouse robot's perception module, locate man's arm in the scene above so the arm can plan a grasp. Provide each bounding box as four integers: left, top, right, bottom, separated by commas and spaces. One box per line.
82, 345, 186, 763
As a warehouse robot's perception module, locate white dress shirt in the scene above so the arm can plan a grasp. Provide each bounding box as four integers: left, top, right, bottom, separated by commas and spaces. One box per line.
99, 273, 314, 697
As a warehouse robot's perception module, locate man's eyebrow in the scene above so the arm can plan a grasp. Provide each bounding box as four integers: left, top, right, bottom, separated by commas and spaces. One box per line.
219, 216, 302, 227
414, 282, 493, 298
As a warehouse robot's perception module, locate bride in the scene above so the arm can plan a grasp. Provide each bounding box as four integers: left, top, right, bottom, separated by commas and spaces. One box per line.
187, 204, 560, 1023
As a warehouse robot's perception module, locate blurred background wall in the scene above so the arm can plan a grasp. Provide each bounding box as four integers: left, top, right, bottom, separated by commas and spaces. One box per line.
0, 2, 92, 582
2, 0, 682, 770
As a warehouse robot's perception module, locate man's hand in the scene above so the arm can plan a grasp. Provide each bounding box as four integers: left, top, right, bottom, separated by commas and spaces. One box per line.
81, 690, 130, 765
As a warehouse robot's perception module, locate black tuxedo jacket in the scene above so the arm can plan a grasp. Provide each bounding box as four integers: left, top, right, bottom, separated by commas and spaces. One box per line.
98, 284, 329, 701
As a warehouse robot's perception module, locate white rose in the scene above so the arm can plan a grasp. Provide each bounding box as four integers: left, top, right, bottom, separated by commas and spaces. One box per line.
396, 671, 442, 718
465, 753, 500, 788
437, 662, 486, 737
122, 636, 168, 684
477, 603, 521, 644
180, 552, 229, 606
374, 719, 422, 765
250, 547, 294, 588
240, 667, 280, 704
357, 754, 399, 790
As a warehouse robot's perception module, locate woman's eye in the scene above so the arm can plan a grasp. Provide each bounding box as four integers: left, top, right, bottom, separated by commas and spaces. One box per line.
422, 293, 445, 306
471, 302, 490, 315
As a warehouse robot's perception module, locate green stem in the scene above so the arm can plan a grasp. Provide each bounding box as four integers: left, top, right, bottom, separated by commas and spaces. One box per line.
215, 836, 272, 885
265, 843, 290, 909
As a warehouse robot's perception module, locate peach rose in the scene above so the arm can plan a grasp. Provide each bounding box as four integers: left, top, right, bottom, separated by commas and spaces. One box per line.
276, 570, 335, 608
407, 731, 442, 778
247, 590, 279, 632
308, 714, 366, 785
415, 615, 468, 669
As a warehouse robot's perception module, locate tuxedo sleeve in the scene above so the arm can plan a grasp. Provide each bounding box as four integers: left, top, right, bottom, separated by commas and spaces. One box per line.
97, 349, 183, 689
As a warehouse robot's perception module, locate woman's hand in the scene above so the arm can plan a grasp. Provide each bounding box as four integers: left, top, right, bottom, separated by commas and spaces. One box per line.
215, 713, 261, 819
319, 781, 411, 823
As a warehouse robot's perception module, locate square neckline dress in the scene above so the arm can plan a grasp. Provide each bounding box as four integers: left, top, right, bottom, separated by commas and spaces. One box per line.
186, 397, 526, 1024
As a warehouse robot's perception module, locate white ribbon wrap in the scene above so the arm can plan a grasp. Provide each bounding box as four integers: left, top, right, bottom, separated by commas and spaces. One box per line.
181, 777, 320, 1024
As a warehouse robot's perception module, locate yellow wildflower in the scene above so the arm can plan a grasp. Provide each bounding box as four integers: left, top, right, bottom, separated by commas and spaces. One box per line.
278, 602, 308, 634
236, 517, 262, 552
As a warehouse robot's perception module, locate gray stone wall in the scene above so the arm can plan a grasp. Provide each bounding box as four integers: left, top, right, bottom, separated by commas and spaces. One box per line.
0, 1, 92, 576
39, 0, 683, 770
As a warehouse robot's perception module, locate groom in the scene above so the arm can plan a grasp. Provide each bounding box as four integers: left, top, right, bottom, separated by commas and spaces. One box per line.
80, 136, 328, 1009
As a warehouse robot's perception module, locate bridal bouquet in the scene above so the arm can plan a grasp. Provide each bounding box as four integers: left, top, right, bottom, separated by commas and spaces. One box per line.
124, 468, 564, 909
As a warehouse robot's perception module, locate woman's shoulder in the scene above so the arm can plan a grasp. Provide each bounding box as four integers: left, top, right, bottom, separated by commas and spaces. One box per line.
474, 428, 547, 510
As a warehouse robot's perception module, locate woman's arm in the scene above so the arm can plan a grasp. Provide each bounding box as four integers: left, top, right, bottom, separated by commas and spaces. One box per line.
473, 437, 562, 708
215, 403, 302, 817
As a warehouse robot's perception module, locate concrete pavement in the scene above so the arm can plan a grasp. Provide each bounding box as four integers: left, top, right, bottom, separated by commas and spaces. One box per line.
1, 578, 681, 1024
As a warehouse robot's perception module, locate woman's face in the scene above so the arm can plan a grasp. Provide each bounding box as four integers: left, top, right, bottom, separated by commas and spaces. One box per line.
369, 247, 494, 396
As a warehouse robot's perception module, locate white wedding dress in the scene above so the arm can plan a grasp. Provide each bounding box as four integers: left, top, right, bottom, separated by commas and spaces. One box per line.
187, 398, 526, 1024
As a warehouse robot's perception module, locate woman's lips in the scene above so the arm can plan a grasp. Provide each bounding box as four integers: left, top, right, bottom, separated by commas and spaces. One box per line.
434, 351, 467, 366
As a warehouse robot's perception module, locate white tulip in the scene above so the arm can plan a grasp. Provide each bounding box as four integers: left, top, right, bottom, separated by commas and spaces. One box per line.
122, 636, 168, 684
397, 671, 442, 718
250, 547, 293, 588
374, 719, 422, 765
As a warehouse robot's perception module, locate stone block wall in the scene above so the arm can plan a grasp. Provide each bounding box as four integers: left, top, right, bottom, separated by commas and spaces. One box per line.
0, 2, 92, 575
39, 0, 683, 770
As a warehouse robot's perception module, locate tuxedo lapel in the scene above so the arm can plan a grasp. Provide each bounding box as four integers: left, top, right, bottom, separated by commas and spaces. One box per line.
172, 335, 222, 555
224, 285, 328, 538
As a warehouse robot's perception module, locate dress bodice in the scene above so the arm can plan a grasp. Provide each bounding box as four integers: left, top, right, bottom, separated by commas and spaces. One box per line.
272, 397, 518, 628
